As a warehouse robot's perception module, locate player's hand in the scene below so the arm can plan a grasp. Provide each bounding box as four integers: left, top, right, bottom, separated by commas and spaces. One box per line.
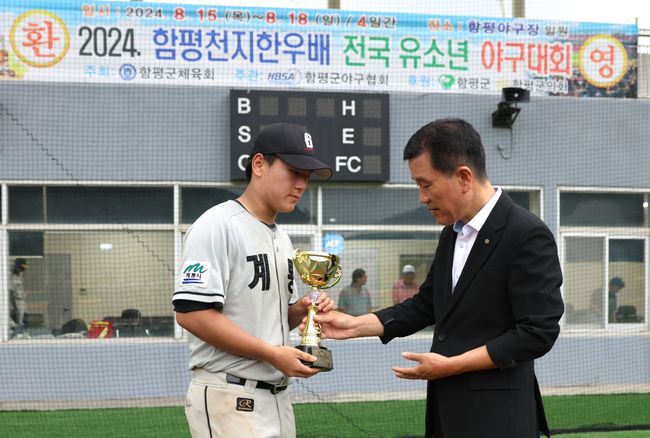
295, 293, 334, 315
307, 311, 357, 340
269, 345, 320, 378
392, 352, 455, 381
315, 292, 335, 313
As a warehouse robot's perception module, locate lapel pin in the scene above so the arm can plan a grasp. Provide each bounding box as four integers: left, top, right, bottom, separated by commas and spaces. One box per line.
484, 239, 490, 244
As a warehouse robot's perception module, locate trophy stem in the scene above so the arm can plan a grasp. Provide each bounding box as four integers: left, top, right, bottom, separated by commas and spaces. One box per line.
308, 286, 320, 303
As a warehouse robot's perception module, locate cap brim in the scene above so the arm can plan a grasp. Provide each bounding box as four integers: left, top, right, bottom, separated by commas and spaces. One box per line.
275, 153, 333, 179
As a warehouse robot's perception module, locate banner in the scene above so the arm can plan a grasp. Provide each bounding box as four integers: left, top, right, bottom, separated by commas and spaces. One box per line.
0, 0, 638, 97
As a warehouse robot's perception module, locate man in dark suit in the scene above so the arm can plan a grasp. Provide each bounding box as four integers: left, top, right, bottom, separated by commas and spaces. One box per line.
311, 118, 564, 437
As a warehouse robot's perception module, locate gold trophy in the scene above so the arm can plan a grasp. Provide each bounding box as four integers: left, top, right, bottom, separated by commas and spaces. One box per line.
293, 249, 342, 371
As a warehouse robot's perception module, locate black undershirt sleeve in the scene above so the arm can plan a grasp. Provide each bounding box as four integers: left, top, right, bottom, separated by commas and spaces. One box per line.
173, 299, 222, 313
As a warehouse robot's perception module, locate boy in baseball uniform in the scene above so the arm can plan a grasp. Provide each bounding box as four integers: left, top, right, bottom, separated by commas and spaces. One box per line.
173, 123, 334, 438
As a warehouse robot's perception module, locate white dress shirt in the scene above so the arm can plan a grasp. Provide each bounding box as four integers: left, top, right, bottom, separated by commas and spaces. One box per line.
451, 187, 502, 291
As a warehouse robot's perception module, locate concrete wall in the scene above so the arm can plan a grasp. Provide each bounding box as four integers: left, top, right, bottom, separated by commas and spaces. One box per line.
1, 332, 649, 409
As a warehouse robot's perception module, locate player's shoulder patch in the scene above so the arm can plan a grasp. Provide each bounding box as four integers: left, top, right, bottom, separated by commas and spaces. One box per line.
180, 261, 211, 288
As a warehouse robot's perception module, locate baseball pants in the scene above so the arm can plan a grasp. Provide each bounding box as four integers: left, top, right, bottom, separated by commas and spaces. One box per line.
185, 369, 295, 438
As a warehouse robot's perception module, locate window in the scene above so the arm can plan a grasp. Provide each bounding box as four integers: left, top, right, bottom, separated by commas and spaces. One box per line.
563, 236, 606, 328
505, 189, 541, 217
322, 187, 540, 226
323, 187, 431, 225
181, 186, 316, 225
181, 187, 244, 224
559, 190, 648, 330
562, 236, 646, 328
47, 187, 173, 224
16, 231, 174, 338
608, 239, 645, 324
560, 193, 645, 227
328, 230, 438, 315
9, 186, 44, 223
9, 231, 44, 257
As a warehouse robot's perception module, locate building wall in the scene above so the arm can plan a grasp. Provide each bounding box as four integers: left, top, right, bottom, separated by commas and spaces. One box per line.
3, 81, 650, 225
639, 52, 650, 98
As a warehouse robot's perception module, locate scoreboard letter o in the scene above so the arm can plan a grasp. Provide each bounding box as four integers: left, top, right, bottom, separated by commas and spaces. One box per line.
238, 154, 250, 171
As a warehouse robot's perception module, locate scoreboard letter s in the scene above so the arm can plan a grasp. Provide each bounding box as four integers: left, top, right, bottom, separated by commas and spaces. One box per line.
238, 125, 252, 143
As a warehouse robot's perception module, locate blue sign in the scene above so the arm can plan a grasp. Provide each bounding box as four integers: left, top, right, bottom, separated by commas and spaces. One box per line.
323, 232, 345, 255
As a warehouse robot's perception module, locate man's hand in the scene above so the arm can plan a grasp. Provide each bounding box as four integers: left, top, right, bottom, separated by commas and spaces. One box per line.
392, 346, 496, 380
269, 345, 320, 378
302, 310, 354, 340
392, 352, 460, 381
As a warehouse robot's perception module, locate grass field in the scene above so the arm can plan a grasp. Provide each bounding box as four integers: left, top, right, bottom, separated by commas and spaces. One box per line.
0, 394, 648, 437
560, 434, 650, 438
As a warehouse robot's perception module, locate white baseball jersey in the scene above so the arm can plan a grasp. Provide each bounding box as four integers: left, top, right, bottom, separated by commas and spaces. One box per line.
173, 200, 298, 384
10, 272, 25, 300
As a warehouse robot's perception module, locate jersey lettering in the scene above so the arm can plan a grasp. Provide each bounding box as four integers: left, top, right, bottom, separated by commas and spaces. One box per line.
246, 254, 270, 291
287, 258, 294, 294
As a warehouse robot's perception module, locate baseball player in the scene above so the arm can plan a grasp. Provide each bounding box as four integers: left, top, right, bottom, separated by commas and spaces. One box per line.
173, 123, 333, 438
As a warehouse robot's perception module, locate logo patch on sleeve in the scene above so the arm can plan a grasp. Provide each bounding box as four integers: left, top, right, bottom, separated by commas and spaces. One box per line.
236, 397, 254, 412
181, 261, 210, 288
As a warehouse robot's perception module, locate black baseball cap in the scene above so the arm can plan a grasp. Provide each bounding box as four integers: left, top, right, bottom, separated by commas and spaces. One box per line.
14, 258, 28, 269
249, 123, 332, 179
610, 277, 625, 288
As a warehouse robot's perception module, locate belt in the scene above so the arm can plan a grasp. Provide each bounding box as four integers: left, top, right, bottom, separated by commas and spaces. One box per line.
225, 373, 287, 394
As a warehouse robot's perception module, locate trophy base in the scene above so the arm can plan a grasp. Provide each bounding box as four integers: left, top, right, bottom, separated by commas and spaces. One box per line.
296, 345, 333, 371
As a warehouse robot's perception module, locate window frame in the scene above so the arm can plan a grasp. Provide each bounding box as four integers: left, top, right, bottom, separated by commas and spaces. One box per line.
0, 181, 545, 341
558, 187, 650, 333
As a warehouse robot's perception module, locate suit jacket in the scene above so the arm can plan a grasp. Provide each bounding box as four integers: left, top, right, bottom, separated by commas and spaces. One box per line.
375, 192, 564, 438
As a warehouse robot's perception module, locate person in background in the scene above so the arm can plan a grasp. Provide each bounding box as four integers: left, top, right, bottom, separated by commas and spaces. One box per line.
391, 264, 421, 305
338, 268, 371, 316
608, 276, 625, 323
9, 258, 29, 337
